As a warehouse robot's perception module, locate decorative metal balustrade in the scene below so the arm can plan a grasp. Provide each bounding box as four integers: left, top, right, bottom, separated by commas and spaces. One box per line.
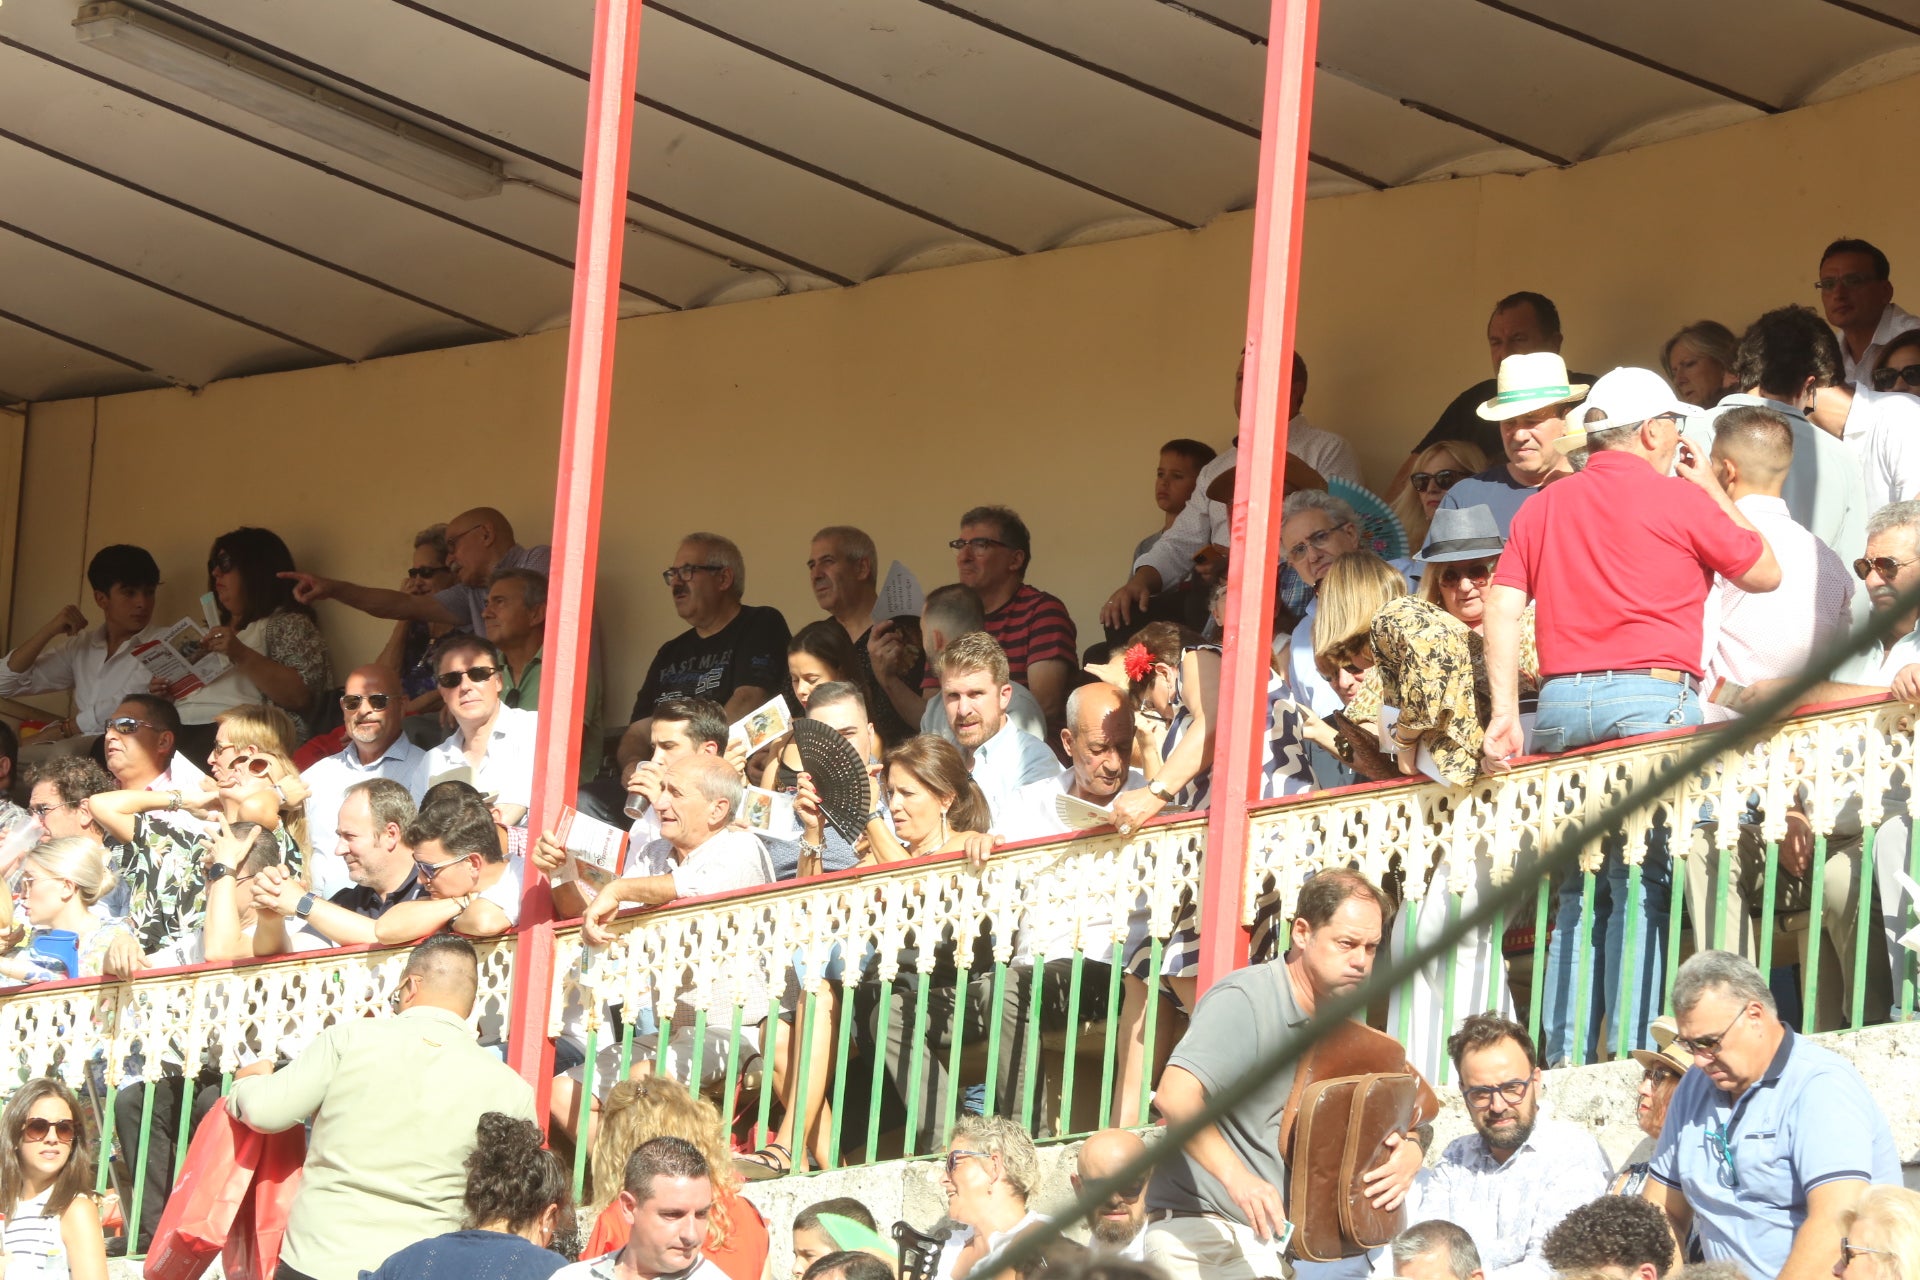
1, 697, 1915, 1232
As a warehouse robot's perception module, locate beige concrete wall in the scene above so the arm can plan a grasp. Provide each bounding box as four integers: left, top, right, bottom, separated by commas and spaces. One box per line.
11, 71, 1920, 724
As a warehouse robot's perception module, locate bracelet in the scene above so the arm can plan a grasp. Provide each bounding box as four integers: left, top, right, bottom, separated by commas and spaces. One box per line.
799, 838, 826, 857
168, 790, 182, 812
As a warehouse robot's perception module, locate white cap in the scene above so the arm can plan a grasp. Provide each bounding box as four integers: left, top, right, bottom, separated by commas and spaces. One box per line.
1555, 367, 1695, 452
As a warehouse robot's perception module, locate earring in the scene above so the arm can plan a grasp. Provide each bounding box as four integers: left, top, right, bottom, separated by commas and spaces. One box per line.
939, 808, 950, 844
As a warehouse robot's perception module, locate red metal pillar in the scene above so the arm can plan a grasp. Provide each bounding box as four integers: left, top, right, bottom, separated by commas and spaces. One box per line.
505, 0, 645, 1101
1194, 0, 1321, 994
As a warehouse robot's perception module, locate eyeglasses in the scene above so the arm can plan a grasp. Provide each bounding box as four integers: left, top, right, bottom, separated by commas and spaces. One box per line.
660, 563, 724, 585
27, 802, 77, 821
1705, 1116, 1740, 1188
1855, 555, 1919, 582
948, 537, 1010, 553
1285, 523, 1355, 563
405, 565, 447, 581
20, 1117, 76, 1145
1673, 1005, 1749, 1057
104, 717, 158, 736
1440, 560, 1498, 587
1410, 470, 1469, 494
208, 552, 237, 574
1871, 364, 1920, 392
444, 525, 482, 547
1814, 272, 1879, 292
1842, 1240, 1891, 1268
944, 1149, 990, 1175
340, 693, 394, 711
1462, 1078, 1532, 1110
414, 853, 471, 883
435, 665, 499, 689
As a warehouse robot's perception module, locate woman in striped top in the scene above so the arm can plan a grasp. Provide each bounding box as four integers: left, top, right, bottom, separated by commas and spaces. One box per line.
0, 1076, 106, 1279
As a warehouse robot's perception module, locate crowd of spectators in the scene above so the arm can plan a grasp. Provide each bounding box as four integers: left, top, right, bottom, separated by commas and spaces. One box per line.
0, 236, 1919, 1278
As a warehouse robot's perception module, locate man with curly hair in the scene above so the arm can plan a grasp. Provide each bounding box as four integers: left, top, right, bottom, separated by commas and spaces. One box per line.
1542, 1197, 1677, 1280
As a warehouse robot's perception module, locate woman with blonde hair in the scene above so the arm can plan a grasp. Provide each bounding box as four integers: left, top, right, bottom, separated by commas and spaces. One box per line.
91, 704, 308, 962
0, 838, 137, 983
583, 1078, 769, 1280
1839, 1185, 1920, 1280
1303, 551, 1408, 781
207, 702, 310, 857
1660, 319, 1739, 410
1389, 440, 1488, 552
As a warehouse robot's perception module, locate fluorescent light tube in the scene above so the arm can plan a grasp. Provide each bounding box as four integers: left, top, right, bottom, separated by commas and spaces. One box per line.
73, 1, 503, 199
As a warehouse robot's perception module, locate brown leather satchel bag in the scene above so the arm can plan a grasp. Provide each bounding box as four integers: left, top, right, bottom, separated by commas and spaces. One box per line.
1279, 1019, 1440, 1263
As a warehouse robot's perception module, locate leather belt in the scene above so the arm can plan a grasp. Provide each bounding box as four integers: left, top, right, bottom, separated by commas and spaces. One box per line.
1554, 668, 1700, 693
1147, 1209, 1226, 1223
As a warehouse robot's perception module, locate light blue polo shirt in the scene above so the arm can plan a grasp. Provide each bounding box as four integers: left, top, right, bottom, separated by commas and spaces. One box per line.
1648, 1027, 1900, 1280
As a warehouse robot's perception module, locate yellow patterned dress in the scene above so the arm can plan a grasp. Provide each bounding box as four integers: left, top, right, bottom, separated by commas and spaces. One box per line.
1368, 595, 1539, 786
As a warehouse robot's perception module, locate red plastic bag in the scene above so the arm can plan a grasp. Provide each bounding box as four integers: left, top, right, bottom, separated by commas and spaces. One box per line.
223, 1127, 305, 1280
145, 1100, 266, 1280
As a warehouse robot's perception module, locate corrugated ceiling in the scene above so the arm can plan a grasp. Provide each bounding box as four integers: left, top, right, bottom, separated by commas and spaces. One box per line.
3, 0, 1919, 403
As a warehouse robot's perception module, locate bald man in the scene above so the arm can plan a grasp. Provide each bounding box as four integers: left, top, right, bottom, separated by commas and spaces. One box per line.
282, 506, 550, 638
302, 664, 430, 897
1000, 681, 1144, 841
1075, 1128, 1151, 1259
988, 684, 1148, 1121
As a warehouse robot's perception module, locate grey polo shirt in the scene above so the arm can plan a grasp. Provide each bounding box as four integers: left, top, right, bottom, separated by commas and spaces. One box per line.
1146, 962, 1304, 1223
1647, 1027, 1900, 1280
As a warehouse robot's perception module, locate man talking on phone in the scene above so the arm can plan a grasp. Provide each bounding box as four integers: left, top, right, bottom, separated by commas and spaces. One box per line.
1481, 367, 1781, 1064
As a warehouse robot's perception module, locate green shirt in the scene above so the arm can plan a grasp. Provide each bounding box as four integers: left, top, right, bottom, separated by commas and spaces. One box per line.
505, 647, 606, 782
228, 1005, 537, 1280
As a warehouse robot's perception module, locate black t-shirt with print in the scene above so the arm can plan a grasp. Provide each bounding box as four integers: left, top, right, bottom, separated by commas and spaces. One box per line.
630, 604, 792, 720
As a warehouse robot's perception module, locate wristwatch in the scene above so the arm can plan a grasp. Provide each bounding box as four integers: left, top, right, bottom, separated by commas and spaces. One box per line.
294, 892, 316, 920
1146, 779, 1178, 803
207, 863, 234, 884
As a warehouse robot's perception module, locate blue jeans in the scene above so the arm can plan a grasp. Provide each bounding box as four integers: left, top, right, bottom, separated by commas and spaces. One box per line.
1533, 674, 1698, 1064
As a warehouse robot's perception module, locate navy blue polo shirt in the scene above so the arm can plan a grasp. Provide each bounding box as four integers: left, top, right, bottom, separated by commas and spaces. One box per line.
1648, 1027, 1900, 1280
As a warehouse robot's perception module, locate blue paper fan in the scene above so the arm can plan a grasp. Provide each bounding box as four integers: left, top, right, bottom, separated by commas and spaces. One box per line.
1328, 476, 1408, 562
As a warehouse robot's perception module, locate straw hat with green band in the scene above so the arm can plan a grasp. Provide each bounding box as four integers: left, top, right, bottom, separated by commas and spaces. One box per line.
1475, 352, 1590, 422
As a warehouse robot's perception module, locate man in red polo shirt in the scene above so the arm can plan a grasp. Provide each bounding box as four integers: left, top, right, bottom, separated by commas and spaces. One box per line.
941, 505, 1078, 743
1482, 367, 1781, 1066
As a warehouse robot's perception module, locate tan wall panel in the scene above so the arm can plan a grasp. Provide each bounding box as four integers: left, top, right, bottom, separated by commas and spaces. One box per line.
16, 72, 1920, 725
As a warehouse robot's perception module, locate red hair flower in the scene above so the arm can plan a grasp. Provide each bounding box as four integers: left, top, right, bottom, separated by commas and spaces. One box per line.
1123, 642, 1156, 683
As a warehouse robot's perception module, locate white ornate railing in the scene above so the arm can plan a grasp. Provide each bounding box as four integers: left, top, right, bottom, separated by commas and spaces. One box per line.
0, 936, 517, 1089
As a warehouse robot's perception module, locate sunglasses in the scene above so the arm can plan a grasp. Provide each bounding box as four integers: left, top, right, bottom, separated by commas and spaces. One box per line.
1410, 469, 1469, 494
1870, 363, 1920, 392
340, 693, 394, 711
1672, 1005, 1748, 1057
435, 665, 499, 689
104, 717, 159, 736
414, 853, 471, 883
210, 747, 273, 777
1842, 1240, 1890, 1268
20, 1117, 76, 1145
1853, 555, 1918, 582
944, 1149, 991, 1175
1440, 561, 1497, 587
208, 552, 237, 574
948, 537, 1010, 553
405, 565, 447, 581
